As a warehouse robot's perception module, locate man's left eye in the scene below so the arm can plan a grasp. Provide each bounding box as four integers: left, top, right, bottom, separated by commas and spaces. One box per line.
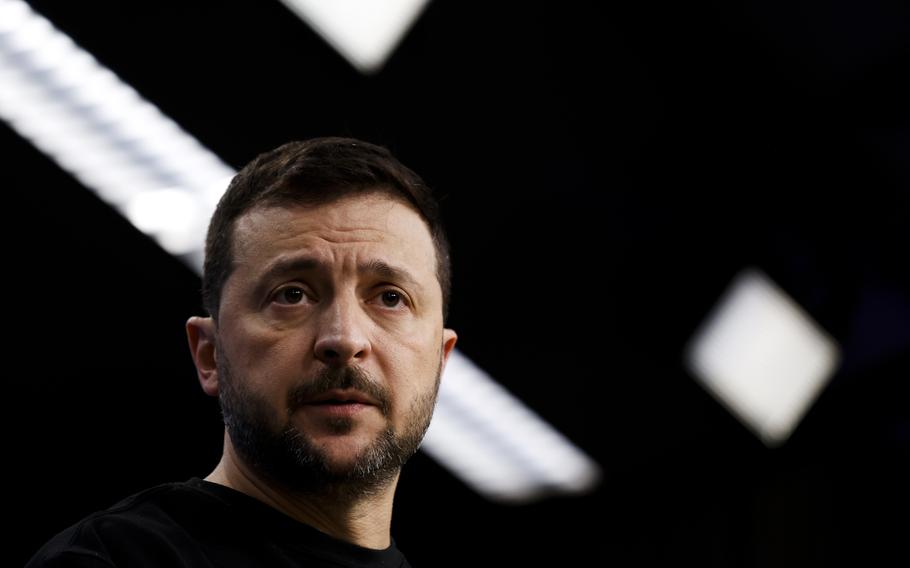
380, 290, 403, 307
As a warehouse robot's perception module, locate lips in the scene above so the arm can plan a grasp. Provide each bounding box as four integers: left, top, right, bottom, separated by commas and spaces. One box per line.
298, 389, 378, 420
303, 389, 379, 407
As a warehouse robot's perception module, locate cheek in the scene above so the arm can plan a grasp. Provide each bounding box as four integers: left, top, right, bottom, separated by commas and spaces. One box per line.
377, 333, 442, 404
222, 325, 307, 404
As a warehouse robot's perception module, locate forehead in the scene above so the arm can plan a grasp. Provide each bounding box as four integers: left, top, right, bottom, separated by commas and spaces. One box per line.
230, 193, 437, 278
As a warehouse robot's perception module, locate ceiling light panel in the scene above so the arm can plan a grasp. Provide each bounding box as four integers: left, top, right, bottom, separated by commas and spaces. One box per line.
685, 268, 841, 446
277, 0, 431, 74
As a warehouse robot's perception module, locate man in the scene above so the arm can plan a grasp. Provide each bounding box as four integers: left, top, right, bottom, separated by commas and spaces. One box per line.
26, 137, 458, 567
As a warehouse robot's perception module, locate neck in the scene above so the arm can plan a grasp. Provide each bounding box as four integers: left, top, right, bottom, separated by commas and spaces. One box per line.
205, 434, 399, 549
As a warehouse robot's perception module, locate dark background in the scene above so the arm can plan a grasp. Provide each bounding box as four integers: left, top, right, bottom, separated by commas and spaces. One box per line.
9, 1, 909, 566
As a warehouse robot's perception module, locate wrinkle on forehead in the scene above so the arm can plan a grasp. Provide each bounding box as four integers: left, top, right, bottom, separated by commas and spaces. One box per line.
234, 198, 393, 257
230, 195, 436, 278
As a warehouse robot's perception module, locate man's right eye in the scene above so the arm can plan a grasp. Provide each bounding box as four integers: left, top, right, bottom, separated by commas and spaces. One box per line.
273, 286, 307, 305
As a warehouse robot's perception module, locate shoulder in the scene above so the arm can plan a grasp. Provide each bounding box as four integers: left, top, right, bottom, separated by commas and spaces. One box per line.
25, 479, 220, 568
27, 479, 416, 568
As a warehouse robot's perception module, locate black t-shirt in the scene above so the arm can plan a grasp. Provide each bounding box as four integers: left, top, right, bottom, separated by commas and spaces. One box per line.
25, 478, 412, 567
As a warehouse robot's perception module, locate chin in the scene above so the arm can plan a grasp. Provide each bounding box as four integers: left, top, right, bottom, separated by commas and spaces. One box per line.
316, 439, 378, 469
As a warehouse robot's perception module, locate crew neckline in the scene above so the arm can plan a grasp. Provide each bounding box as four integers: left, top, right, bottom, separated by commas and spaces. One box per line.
183, 477, 405, 567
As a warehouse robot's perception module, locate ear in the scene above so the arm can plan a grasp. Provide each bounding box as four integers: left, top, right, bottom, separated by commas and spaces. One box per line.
186, 316, 220, 398
440, 328, 458, 375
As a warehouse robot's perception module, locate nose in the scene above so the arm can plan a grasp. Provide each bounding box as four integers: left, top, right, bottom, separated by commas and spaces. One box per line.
313, 295, 371, 367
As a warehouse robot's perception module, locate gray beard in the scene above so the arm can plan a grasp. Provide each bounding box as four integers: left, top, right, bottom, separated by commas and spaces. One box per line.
216, 346, 441, 501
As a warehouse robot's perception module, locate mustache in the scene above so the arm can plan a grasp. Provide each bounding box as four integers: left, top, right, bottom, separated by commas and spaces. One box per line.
288, 366, 391, 417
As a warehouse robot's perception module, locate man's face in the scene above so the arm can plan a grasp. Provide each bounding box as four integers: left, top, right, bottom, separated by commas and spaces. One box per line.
212, 193, 456, 495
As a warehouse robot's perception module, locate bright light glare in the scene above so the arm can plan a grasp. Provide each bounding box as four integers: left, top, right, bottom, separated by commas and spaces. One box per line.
685, 268, 841, 446
125, 188, 209, 255
278, 0, 431, 74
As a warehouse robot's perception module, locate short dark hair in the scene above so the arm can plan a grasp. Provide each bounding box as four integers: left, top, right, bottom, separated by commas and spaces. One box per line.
202, 137, 451, 321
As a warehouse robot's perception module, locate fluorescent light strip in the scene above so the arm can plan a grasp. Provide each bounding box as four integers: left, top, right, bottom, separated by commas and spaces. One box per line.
0, 0, 601, 502
425, 351, 602, 502
0, 0, 234, 264
277, 0, 431, 74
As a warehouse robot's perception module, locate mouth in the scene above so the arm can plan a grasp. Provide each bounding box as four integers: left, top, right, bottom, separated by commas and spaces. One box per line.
304, 389, 379, 406
298, 389, 380, 419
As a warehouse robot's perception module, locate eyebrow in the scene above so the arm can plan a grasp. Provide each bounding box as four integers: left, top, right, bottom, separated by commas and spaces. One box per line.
361, 259, 423, 291
259, 256, 320, 282
255, 256, 424, 294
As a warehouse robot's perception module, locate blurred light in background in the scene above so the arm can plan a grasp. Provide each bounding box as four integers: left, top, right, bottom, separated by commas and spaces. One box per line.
427, 351, 602, 503
685, 268, 841, 446
277, 0, 431, 74
0, 0, 599, 504
0, 0, 233, 268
